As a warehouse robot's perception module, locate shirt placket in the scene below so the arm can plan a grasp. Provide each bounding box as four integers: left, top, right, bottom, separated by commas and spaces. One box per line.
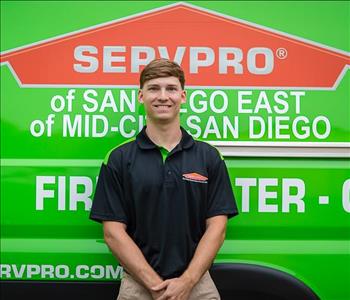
162, 147, 181, 187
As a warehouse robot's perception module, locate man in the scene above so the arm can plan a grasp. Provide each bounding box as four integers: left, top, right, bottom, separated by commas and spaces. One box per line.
90, 59, 238, 300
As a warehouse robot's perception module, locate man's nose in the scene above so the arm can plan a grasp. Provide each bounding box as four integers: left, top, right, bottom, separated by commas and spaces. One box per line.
158, 88, 169, 100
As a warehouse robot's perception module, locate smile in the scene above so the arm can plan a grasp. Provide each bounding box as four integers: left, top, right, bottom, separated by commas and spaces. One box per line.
153, 104, 172, 108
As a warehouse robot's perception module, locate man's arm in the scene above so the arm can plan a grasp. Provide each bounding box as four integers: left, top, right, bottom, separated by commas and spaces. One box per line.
183, 215, 227, 283
152, 215, 227, 300
103, 221, 164, 296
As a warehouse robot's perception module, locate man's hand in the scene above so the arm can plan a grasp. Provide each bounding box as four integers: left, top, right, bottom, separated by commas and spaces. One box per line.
151, 274, 194, 300
149, 281, 166, 300
150, 288, 166, 300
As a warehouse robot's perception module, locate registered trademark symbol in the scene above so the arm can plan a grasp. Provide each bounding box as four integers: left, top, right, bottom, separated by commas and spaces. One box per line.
276, 48, 288, 59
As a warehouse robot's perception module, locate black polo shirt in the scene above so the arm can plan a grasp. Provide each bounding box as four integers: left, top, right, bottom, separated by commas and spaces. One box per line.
90, 126, 238, 279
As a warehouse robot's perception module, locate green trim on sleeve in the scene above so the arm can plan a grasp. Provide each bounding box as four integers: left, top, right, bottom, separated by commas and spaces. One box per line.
103, 137, 136, 165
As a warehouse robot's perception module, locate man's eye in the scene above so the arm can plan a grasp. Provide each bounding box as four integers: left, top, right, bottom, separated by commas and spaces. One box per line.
168, 87, 177, 91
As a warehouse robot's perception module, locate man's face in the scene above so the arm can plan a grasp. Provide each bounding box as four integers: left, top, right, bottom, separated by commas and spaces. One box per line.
138, 76, 186, 123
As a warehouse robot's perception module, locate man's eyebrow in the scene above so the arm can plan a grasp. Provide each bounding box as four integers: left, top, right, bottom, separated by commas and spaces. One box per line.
146, 84, 160, 87
146, 84, 179, 88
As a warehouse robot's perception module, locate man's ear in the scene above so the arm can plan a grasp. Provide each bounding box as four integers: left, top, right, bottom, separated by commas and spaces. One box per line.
138, 89, 144, 103
181, 89, 187, 104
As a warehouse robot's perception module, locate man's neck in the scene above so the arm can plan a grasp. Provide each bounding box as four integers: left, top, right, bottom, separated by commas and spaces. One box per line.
145, 120, 182, 151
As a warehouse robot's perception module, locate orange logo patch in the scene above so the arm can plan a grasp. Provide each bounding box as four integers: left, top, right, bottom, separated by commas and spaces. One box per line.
182, 173, 208, 183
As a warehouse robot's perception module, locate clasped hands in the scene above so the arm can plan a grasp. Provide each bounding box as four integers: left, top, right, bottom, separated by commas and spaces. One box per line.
150, 273, 195, 300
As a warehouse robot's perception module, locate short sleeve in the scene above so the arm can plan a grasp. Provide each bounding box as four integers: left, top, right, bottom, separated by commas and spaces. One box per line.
206, 151, 239, 219
89, 162, 128, 224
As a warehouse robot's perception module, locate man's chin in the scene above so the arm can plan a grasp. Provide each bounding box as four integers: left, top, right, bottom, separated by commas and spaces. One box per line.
148, 114, 178, 124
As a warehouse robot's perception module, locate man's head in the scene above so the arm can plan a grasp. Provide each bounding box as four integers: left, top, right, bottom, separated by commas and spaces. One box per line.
139, 58, 185, 89
138, 59, 186, 124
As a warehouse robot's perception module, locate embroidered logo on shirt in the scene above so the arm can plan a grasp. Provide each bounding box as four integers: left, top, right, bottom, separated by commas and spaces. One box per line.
182, 173, 208, 183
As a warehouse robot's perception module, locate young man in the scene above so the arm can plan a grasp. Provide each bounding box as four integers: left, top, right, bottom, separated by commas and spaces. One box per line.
90, 59, 238, 300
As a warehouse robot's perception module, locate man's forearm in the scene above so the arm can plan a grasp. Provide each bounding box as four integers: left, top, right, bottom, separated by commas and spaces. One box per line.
182, 216, 227, 285
103, 221, 163, 290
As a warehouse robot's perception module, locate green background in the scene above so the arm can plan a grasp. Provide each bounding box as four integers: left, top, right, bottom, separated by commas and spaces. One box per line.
1, 1, 349, 52
1, 1, 349, 151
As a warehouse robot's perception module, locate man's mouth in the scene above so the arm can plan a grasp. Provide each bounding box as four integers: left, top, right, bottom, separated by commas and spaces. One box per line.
153, 104, 172, 108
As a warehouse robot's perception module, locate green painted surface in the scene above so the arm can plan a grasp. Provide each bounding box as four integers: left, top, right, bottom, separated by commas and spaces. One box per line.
1, 1, 349, 52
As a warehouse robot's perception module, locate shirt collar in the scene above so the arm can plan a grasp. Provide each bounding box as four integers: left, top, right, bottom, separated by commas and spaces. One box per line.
136, 126, 194, 150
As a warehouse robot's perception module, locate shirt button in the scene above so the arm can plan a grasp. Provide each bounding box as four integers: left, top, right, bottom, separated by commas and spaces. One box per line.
167, 170, 172, 175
